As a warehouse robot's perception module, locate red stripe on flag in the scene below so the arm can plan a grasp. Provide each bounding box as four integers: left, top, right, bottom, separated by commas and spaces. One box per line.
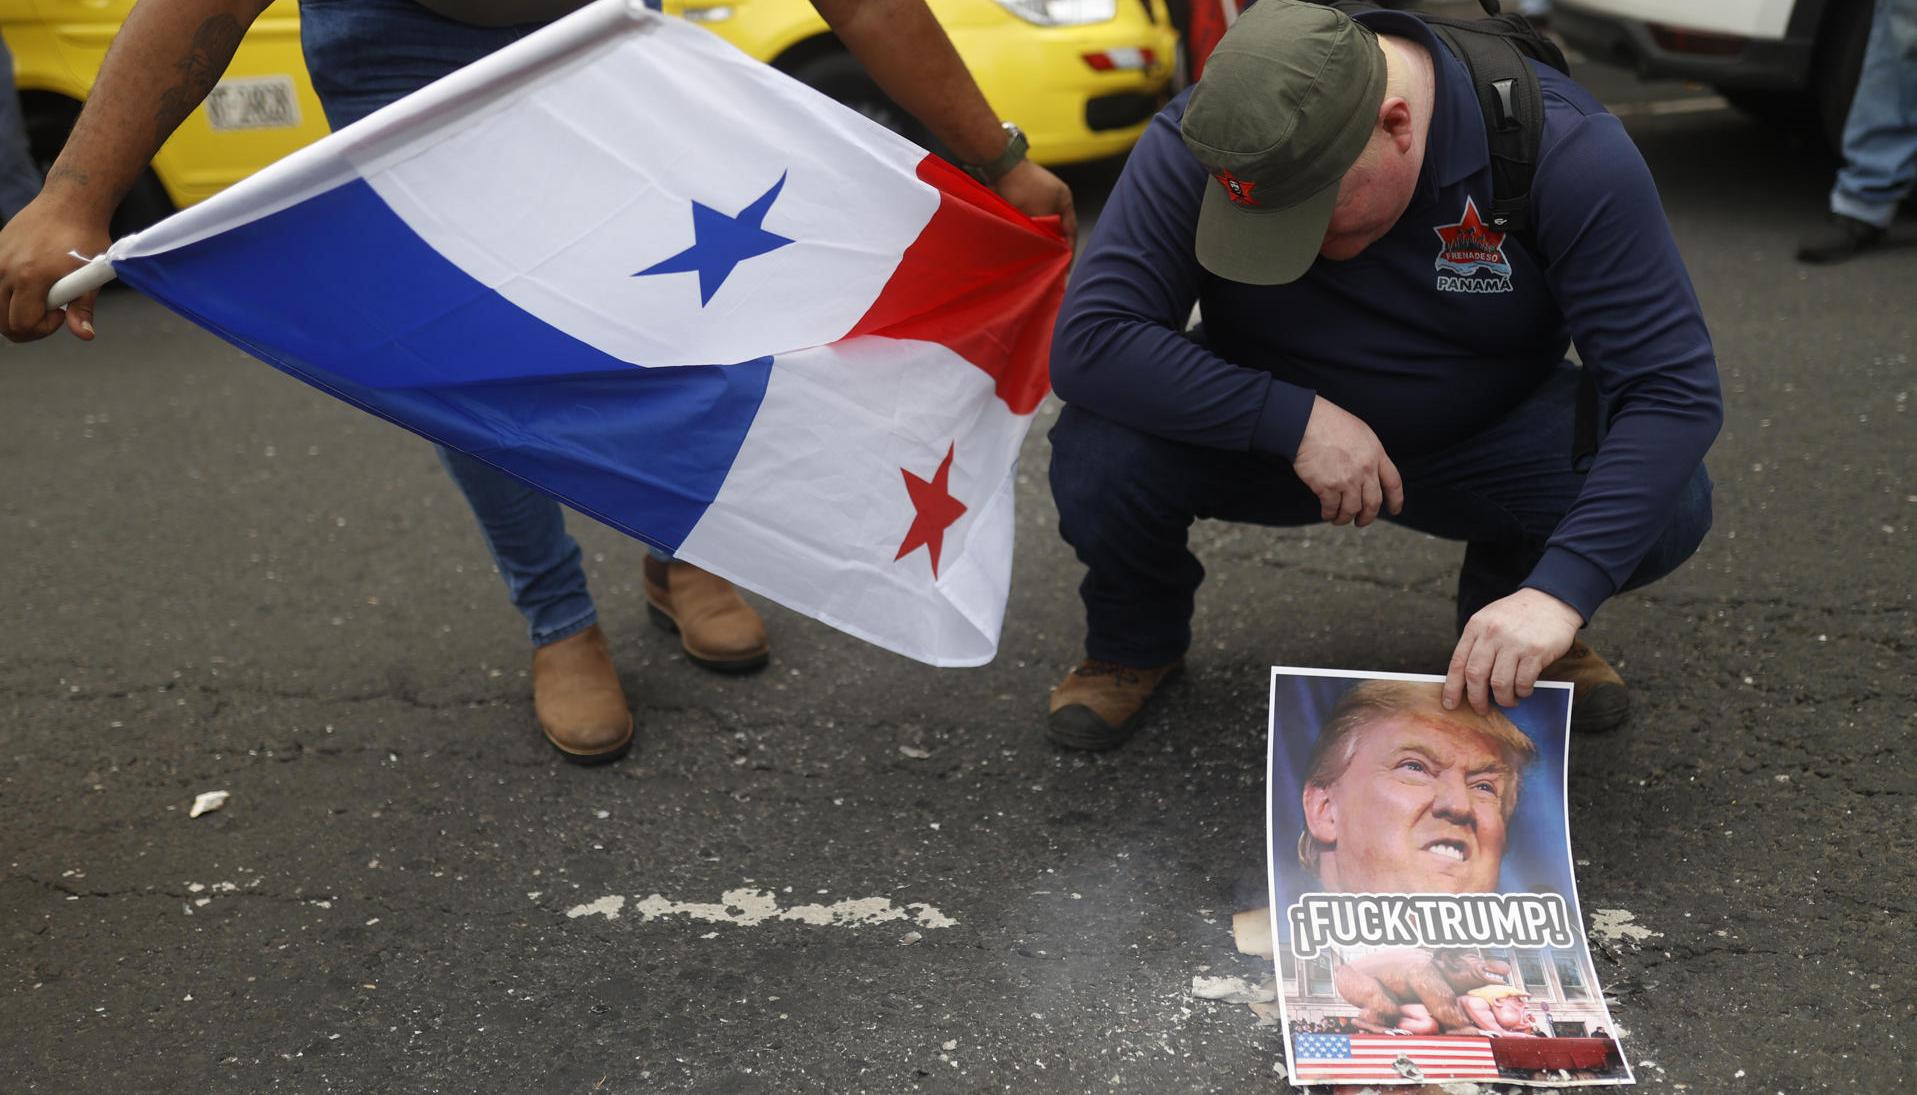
1341, 1043, 1502, 1058
846, 155, 1072, 416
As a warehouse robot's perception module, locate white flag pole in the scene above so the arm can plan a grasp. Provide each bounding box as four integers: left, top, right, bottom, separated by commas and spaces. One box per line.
47, 255, 117, 308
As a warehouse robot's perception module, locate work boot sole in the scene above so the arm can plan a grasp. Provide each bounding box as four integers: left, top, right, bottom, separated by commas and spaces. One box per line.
1047, 704, 1139, 751
1568, 682, 1630, 734
542, 720, 634, 766
1045, 663, 1184, 752
646, 602, 770, 674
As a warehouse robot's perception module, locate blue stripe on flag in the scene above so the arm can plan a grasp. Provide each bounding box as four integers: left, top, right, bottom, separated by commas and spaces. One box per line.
114, 178, 772, 552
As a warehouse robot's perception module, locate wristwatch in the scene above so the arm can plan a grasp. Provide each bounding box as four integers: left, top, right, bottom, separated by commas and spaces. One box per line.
964, 121, 1029, 184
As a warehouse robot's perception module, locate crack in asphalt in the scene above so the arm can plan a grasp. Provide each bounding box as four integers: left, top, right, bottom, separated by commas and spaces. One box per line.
1638, 590, 1916, 621
24, 876, 342, 905
1816, 889, 1916, 919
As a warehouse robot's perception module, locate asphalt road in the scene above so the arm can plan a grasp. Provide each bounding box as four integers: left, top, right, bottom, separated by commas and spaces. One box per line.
3, 37, 1914, 1095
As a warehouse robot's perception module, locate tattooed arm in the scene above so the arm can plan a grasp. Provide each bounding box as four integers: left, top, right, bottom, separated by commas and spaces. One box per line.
0, 0, 271, 342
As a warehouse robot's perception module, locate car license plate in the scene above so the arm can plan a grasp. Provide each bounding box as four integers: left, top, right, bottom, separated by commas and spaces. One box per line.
205, 76, 300, 131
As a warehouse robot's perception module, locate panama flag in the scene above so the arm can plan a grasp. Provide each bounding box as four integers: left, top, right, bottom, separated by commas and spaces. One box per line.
71, 0, 1071, 665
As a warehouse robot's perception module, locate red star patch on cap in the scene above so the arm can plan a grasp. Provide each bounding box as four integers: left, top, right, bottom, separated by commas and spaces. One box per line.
1212, 169, 1259, 208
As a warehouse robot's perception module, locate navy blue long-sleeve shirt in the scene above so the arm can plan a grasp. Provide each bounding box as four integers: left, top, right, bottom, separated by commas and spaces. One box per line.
1050, 10, 1723, 622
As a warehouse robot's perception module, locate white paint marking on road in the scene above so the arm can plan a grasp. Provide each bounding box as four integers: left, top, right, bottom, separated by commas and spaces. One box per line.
567, 887, 958, 930
1606, 95, 1731, 118
779, 896, 906, 926
565, 894, 626, 920
908, 903, 957, 929
1591, 907, 1663, 944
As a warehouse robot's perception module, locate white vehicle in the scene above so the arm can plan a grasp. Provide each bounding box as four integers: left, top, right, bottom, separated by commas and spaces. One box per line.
1551, 0, 1874, 145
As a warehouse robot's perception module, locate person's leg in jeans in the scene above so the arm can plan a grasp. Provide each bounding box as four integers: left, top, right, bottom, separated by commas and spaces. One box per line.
0, 42, 46, 221
1799, 0, 1917, 262
297, 0, 637, 759
299, 0, 770, 758
1833, 0, 1917, 227
435, 448, 597, 647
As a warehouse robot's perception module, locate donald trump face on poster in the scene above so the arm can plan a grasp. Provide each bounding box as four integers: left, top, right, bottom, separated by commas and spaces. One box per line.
1298, 680, 1538, 894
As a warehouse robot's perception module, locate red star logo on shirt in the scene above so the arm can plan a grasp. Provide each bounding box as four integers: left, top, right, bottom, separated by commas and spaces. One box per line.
1433, 196, 1508, 266
896, 443, 968, 578
1213, 169, 1259, 207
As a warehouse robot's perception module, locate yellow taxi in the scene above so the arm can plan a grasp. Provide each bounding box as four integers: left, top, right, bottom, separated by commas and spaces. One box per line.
3, 0, 1175, 228
662, 0, 1179, 166
3, 0, 323, 231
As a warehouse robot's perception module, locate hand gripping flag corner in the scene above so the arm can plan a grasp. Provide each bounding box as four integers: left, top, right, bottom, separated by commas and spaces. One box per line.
96, 0, 1071, 666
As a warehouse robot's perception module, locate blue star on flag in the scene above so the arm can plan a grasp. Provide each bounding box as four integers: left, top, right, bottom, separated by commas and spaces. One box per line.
634, 172, 794, 306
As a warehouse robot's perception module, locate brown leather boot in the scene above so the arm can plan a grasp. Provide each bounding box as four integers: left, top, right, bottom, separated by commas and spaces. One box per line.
1047, 657, 1184, 751
1542, 639, 1630, 734
643, 558, 770, 672
532, 625, 633, 764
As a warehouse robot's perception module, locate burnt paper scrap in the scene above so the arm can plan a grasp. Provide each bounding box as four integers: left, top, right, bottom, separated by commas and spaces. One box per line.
1263, 668, 1633, 1087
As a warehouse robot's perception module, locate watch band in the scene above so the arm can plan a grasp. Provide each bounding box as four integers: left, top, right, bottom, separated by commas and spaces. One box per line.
965, 121, 1029, 184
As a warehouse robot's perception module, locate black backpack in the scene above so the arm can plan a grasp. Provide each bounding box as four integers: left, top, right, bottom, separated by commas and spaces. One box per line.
1328, 0, 1598, 468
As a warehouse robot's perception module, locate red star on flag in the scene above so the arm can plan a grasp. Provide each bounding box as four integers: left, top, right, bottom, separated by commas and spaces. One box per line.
896, 443, 968, 578
1433, 196, 1507, 261
1213, 169, 1259, 207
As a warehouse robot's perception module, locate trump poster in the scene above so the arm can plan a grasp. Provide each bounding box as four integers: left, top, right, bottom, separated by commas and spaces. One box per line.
1264, 668, 1632, 1087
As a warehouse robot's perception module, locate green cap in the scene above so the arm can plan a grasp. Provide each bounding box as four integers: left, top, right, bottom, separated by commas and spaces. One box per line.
1180, 1, 1387, 285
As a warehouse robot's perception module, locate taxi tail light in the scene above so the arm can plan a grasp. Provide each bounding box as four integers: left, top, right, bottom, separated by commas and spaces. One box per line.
1647, 24, 1748, 57
1083, 47, 1157, 72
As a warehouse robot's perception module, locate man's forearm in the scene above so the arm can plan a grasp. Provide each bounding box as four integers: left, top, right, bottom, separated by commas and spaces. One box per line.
43, 0, 272, 220
808, 0, 1011, 166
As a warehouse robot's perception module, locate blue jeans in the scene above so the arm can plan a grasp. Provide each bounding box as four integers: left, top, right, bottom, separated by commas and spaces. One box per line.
300, 0, 664, 646
1832, 0, 1917, 227
0, 42, 44, 220
1048, 363, 1714, 666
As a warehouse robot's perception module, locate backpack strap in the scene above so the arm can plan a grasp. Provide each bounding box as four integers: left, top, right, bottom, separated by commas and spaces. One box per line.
1422, 18, 1552, 236
1421, 17, 1601, 471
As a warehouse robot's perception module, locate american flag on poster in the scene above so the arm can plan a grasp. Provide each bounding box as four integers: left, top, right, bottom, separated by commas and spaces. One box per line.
1291, 1032, 1501, 1083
